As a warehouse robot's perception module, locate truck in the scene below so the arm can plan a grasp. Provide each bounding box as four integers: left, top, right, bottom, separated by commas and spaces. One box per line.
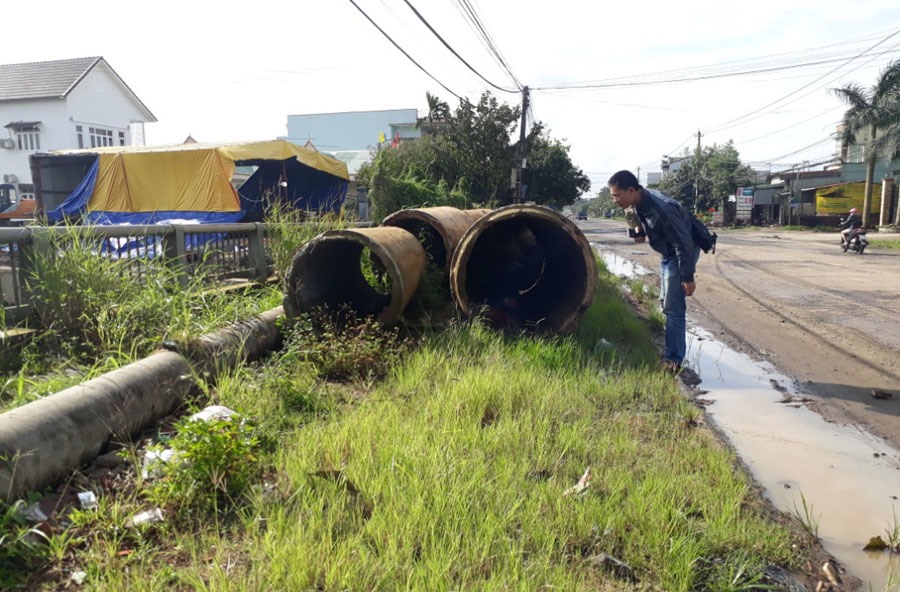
0, 178, 36, 225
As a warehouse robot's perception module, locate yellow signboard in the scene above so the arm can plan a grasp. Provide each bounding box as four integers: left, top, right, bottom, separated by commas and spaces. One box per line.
815, 182, 879, 216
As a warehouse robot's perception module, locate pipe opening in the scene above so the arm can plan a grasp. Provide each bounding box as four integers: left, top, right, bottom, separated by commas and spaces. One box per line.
284, 227, 426, 326
286, 239, 392, 320
388, 220, 448, 269
453, 212, 595, 333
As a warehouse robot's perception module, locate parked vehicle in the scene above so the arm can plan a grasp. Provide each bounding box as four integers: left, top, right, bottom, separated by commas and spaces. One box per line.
0, 181, 36, 226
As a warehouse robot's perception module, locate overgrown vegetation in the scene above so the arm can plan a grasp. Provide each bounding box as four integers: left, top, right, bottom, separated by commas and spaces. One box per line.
356, 91, 590, 219
0, 256, 823, 591
264, 200, 354, 279
0, 227, 286, 412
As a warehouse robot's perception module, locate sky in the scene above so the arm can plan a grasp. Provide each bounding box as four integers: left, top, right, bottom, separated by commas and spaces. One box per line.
6, 0, 900, 192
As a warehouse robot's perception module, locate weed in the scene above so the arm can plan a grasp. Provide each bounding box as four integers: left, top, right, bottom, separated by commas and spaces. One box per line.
145, 413, 262, 519
359, 246, 391, 294
791, 491, 820, 539
0, 499, 50, 589
885, 506, 900, 552
284, 307, 409, 381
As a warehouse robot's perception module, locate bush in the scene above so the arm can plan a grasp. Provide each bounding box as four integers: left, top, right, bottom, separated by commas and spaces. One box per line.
284, 308, 409, 381
145, 413, 262, 519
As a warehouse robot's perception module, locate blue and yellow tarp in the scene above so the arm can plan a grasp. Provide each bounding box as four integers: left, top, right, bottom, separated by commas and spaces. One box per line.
48, 140, 349, 224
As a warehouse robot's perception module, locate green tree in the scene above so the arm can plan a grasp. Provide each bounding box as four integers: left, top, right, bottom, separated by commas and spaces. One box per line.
657, 141, 754, 212
358, 91, 590, 217
832, 59, 900, 226
522, 134, 590, 209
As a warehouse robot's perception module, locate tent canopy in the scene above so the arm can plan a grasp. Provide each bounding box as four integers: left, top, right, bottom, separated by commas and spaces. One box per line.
47, 140, 350, 224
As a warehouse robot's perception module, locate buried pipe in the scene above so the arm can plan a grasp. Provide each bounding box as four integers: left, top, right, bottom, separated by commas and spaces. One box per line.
0, 306, 286, 502
449, 204, 597, 333
382, 207, 492, 271
282, 227, 427, 325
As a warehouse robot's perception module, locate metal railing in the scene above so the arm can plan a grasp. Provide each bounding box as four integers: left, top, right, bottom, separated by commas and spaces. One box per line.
1, 223, 271, 329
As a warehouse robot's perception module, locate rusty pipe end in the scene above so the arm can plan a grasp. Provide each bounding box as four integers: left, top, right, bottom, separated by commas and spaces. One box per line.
283, 226, 427, 325
449, 205, 597, 333
382, 207, 492, 271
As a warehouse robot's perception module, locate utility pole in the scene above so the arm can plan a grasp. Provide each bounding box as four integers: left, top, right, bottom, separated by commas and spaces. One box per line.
693, 129, 703, 214
515, 86, 530, 204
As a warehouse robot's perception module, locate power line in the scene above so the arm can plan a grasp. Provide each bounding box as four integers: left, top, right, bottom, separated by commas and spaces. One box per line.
530, 27, 900, 92
531, 48, 899, 92
703, 29, 900, 134
451, 0, 522, 89
347, 0, 462, 100
399, 0, 516, 94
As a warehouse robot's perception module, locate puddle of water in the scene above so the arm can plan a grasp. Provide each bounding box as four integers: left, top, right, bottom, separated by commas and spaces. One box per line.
687, 327, 900, 591
592, 244, 900, 590
597, 249, 650, 278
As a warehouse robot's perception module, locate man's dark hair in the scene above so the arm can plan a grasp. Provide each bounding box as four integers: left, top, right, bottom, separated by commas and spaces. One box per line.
608, 170, 641, 190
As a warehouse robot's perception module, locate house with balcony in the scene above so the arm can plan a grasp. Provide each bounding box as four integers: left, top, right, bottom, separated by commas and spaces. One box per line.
0, 56, 156, 197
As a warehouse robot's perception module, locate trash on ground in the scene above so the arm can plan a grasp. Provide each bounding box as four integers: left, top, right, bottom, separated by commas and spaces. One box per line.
125, 507, 164, 527
189, 405, 236, 422
141, 448, 178, 479
76, 491, 98, 510
563, 466, 591, 497
13, 500, 48, 522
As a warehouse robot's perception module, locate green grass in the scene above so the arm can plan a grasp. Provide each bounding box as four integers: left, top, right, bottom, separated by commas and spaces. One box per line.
870, 238, 900, 250
2, 259, 815, 591
0, 208, 361, 412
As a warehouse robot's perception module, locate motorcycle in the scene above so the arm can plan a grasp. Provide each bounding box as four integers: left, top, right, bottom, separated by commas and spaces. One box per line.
840, 225, 868, 254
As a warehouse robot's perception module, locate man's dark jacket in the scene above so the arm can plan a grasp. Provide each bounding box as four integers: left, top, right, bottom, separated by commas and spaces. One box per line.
633, 187, 698, 282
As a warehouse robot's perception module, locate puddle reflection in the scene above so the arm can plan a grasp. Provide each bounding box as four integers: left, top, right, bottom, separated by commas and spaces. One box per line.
688, 327, 900, 591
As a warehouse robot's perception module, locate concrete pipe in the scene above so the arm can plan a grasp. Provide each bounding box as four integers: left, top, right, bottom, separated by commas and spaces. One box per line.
382, 207, 492, 271
283, 227, 427, 325
0, 306, 287, 501
189, 306, 284, 376
449, 204, 597, 334
0, 351, 195, 501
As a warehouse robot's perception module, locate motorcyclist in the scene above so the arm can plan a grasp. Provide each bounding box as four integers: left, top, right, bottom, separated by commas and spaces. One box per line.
839, 208, 862, 246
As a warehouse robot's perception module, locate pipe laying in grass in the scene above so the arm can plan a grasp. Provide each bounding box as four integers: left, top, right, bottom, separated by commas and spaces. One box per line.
0, 351, 194, 502
0, 306, 285, 502
382, 207, 492, 272
188, 306, 284, 376
449, 204, 597, 334
282, 227, 427, 326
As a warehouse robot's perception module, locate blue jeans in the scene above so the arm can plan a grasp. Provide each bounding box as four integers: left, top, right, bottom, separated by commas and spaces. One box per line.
659, 249, 700, 364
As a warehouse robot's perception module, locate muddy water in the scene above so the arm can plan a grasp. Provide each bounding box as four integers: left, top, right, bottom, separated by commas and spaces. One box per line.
598, 252, 900, 591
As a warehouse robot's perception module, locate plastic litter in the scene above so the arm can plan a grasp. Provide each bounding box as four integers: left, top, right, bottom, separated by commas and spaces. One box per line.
189, 405, 236, 422
126, 507, 164, 527
77, 491, 98, 510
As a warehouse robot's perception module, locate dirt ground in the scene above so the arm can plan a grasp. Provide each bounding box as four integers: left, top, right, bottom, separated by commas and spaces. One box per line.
581, 218, 900, 453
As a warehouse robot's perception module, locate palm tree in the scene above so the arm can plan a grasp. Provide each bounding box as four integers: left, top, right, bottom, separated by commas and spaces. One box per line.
832, 60, 900, 226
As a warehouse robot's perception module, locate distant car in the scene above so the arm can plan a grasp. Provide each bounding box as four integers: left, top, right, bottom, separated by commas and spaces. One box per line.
576, 211, 588, 220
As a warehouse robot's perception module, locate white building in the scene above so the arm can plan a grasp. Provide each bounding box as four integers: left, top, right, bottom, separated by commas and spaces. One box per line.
0, 56, 156, 193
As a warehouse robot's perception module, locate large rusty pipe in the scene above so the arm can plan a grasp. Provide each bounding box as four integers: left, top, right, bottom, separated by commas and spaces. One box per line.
449, 205, 597, 333
0, 306, 285, 501
382, 207, 492, 271
283, 227, 427, 325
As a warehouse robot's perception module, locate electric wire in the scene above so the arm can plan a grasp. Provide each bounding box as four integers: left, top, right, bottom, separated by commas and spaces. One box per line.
451, 0, 522, 89
703, 29, 900, 134
347, 0, 463, 100
400, 0, 517, 94
531, 27, 900, 91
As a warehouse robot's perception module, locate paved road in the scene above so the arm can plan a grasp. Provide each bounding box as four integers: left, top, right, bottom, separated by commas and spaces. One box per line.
579, 218, 900, 451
